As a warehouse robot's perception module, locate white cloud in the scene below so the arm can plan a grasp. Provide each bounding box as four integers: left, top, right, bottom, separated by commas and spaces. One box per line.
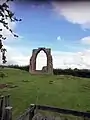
3, 45, 31, 66
57, 36, 61, 41
1, 44, 90, 70
81, 36, 90, 45
52, 50, 90, 69
52, 2, 90, 29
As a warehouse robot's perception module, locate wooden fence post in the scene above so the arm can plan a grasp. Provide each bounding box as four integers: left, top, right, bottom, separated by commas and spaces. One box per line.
4, 106, 12, 120
29, 104, 35, 120
5, 94, 10, 107
0, 96, 4, 120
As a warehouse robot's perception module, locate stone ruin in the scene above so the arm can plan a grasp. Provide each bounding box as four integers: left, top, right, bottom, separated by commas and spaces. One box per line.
29, 47, 53, 74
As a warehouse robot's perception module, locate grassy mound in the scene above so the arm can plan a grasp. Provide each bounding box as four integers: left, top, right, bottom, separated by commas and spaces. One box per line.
0, 68, 90, 119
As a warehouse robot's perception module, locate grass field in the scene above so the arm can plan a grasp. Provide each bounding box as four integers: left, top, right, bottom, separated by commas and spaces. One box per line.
0, 68, 90, 119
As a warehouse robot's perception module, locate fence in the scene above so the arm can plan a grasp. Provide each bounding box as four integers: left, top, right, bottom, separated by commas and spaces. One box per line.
1, 96, 90, 120
0, 95, 12, 120
16, 104, 90, 120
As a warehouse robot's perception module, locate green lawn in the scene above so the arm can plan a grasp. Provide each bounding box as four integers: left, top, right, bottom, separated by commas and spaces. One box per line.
0, 68, 90, 119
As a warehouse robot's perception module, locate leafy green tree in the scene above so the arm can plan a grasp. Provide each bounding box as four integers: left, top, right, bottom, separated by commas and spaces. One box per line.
0, 0, 21, 79
0, 0, 21, 64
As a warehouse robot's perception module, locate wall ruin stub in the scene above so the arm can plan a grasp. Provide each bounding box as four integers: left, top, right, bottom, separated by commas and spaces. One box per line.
29, 47, 53, 74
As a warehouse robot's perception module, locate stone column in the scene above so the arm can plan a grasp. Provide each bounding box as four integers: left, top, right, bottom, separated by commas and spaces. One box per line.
47, 55, 53, 74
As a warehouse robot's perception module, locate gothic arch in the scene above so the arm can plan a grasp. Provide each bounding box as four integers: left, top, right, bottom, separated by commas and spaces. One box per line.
35, 48, 48, 70
29, 47, 53, 74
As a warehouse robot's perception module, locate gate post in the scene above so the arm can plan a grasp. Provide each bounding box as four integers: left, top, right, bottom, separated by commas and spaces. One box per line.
4, 106, 12, 120
29, 104, 35, 120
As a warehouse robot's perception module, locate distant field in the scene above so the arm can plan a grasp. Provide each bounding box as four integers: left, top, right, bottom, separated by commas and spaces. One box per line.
0, 68, 90, 119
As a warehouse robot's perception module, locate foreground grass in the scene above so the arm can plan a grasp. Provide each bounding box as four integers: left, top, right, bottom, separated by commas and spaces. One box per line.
0, 68, 90, 119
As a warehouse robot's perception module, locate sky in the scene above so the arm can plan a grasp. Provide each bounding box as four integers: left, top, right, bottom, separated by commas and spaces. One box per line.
1, 1, 90, 70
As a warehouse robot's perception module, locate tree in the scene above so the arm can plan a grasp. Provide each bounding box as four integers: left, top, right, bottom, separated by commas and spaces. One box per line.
0, 0, 21, 64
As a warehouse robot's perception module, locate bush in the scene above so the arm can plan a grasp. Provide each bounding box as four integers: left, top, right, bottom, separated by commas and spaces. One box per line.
53, 68, 90, 78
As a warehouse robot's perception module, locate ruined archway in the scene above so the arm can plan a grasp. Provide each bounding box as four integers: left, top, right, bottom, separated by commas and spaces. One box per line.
29, 47, 53, 74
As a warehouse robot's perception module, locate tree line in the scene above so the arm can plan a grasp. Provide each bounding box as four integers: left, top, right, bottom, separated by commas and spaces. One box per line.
53, 68, 90, 78
1, 65, 90, 78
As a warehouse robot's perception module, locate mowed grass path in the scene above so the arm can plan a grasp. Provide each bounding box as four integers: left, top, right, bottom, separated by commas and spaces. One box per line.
0, 68, 90, 119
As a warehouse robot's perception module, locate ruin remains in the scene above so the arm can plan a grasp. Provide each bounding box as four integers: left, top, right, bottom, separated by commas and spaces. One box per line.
29, 47, 53, 74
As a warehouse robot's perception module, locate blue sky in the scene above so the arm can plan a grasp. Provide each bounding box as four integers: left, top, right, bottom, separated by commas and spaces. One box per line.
13, 2, 90, 52
2, 1, 90, 69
